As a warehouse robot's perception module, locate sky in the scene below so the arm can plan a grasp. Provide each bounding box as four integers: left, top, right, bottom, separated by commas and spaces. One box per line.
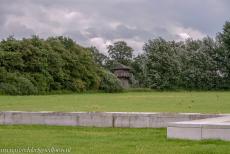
0, 0, 229, 54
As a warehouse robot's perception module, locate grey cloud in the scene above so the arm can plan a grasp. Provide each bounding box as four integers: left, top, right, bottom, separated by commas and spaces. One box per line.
0, 0, 229, 52
63, 30, 88, 46
0, 17, 34, 39
86, 25, 153, 40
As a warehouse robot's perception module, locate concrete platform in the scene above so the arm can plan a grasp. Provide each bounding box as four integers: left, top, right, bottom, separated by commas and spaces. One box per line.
167, 116, 230, 141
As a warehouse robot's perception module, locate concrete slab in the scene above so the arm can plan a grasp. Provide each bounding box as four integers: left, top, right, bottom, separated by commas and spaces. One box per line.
167, 116, 230, 141
167, 127, 202, 140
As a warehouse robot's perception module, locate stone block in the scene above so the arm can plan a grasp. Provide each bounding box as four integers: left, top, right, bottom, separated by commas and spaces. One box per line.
167, 127, 202, 140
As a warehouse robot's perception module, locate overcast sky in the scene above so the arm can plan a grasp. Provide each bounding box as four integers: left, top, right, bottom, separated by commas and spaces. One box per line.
0, 0, 229, 53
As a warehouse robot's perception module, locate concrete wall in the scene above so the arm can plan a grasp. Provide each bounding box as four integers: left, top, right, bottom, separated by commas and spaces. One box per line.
168, 124, 230, 141
167, 116, 230, 140
0, 111, 227, 128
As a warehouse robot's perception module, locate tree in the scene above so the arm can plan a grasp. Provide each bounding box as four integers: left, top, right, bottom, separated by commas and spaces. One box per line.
89, 46, 108, 68
221, 21, 230, 51
218, 21, 230, 88
143, 38, 182, 89
131, 54, 147, 87
180, 38, 220, 89
0, 36, 117, 95
107, 41, 133, 66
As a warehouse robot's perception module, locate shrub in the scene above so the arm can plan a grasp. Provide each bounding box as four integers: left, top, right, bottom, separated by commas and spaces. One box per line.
0, 36, 104, 95
73, 79, 86, 92
13, 76, 38, 95
99, 70, 123, 93
0, 83, 18, 95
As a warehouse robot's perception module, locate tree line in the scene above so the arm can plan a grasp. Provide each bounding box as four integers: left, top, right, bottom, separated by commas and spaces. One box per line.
0, 36, 122, 95
93, 21, 230, 90
0, 21, 230, 95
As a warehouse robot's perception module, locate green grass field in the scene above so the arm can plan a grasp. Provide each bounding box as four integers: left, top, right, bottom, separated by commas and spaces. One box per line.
0, 125, 229, 154
1, 92, 230, 153
0, 91, 230, 113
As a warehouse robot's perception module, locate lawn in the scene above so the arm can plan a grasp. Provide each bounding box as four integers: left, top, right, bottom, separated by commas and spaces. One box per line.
0, 91, 230, 113
0, 125, 229, 154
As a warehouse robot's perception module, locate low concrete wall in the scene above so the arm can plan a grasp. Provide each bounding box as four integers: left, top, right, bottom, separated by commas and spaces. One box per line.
167, 116, 230, 140
0, 111, 228, 128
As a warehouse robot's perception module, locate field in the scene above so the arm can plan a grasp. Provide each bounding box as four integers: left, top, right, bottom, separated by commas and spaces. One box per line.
1, 92, 230, 154
0, 91, 230, 113
0, 125, 230, 154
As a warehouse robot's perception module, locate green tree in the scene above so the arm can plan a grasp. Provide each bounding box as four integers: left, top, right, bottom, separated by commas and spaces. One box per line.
180, 38, 220, 89
143, 38, 182, 89
0, 36, 116, 95
221, 21, 230, 51
131, 55, 147, 87
218, 21, 230, 88
107, 41, 133, 66
89, 46, 108, 68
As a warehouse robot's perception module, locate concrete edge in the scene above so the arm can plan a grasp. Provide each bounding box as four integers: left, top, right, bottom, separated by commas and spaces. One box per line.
0, 111, 228, 128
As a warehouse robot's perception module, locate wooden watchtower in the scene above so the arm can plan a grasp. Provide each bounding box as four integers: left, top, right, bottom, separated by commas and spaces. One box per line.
112, 63, 131, 88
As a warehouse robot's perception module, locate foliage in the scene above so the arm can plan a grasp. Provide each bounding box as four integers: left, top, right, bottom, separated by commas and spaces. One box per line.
134, 21, 230, 90
107, 41, 133, 66
0, 68, 38, 95
1, 20, 230, 93
0, 36, 120, 95
143, 38, 182, 89
218, 21, 230, 88
221, 21, 230, 51
131, 55, 147, 87
89, 46, 109, 68
99, 70, 123, 93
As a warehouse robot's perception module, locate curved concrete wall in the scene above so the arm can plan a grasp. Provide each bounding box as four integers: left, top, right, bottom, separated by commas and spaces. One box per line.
0, 111, 228, 128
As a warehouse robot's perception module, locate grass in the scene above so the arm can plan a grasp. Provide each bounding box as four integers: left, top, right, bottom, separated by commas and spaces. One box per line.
0, 125, 229, 154
1, 92, 230, 154
0, 91, 230, 113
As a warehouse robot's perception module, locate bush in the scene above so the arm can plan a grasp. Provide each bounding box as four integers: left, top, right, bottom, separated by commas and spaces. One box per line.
0, 36, 104, 95
99, 70, 123, 93
0, 75, 38, 95
72, 79, 86, 92
28, 73, 53, 93
13, 76, 38, 95
0, 83, 18, 95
